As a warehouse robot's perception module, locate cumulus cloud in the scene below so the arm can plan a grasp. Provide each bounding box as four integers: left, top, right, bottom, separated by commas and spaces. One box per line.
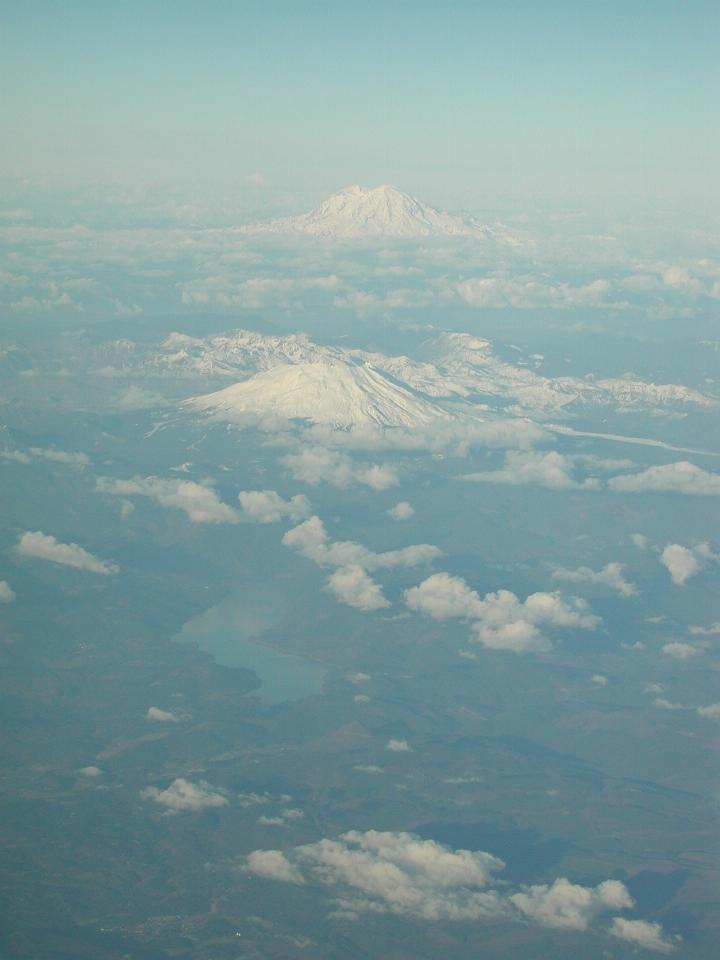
689, 621, 720, 636
246, 829, 644, 937
283, 516, 439, 612
146, 706, 180, 722
460, 451, 600, 491
697, 703, 720, 721
386, 739, 413, 753
551, 562, 637, 597
97, 476, 238, 524
325, 565, 390, 611
405, 573, 599, 654
246, 849, 306, 884
15, 531, 118, 575
247, 830, 505, 921
659, 544, 701, 585
608, 461, 720, 495
305, 418, 546, 455
609, 917, 678, 953
237, 489, 311, 523
630, 533, 650, 549
387, 501, 414, 520
283, 447, 398, 491
77, 766, 103, 777
283, 516, 440, 571
510, 877, 633, 931
140, 778, 228, 813
0, 580, 15, 603
455, 276, 613, 310
1, 446, 90, 467
662, 642, 701, 660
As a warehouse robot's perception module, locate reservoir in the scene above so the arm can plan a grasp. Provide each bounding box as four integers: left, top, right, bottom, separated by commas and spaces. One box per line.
176, 586, 326, 704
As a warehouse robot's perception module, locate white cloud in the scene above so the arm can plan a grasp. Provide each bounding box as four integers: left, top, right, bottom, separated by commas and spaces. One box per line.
97, 476, 238, 524
15, 531, 118, 575
608, 461, 720, 495
689, 621, 720, 636
591, 674, 608, 686
325, 565, 390, 611
630, 533, 650, 549
140, 777, 228, 813
510, 877, 633, 931
697, 703, 720, 720
386, 739, 413, 752
552, 562, 637, 597
146, 706, 180, 722
0, 580, 15, 603
245, 829, 646, 936
246, 849, 306, 884
282, 516, 438, 612
609, 917, 678, 953
305, 418, 546, 455
247, 830, 505, 921
456, 276, 614, 310
659, 544, 700, 586
28, 447, 90, 467
283, 447, 398, 491
387, 501, 414, 520
405, 573, 599, 654
77, 766, 102, 777
460, 451, 600, 491
283, 517, 439, 573
654, 698, 686, 711
662, 642, 700, 660
237, 489, 311, 523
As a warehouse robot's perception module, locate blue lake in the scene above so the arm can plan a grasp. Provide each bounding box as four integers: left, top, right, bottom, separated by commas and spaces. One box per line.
176, 587, 326, 704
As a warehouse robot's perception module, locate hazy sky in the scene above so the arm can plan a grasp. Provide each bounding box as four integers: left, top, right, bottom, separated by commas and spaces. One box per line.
2, 0, 718, 203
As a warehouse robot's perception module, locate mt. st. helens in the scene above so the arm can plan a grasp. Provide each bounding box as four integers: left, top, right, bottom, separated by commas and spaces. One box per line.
244, 184, 520, 242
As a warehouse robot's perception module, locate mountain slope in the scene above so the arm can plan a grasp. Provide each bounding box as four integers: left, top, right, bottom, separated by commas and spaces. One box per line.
186, 360, 451, 427
244, 185, 518, 242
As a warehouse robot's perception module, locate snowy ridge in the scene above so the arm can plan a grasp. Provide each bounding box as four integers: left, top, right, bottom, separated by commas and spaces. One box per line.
186, 360, 451, 428
159, 328, 716, 428
244, 185, 519, 242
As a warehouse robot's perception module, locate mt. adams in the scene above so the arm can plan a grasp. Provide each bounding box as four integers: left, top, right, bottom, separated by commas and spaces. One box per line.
245, 184, 519, 242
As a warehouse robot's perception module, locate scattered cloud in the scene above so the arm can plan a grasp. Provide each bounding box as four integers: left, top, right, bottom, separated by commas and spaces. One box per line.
591, 674, 608, 686
77, 766, 103, 777
282, 516, 440, 572
662, 642, 701, 660
630, 532, 650, 549
697, 703, 720, 721
609, 917, 678, 953
460, 451, 600, 491
386, 739, 413, 752
325, 565, 390, 611
552, 562, 637, 597
0, 580, 15, 603
608, 461, 720, 495
659, 544, 700, 585
146, 706, 180, 722
246, 829, 646, 939
247, 830, 505, 921
15, 531, 117, 575
238, 489, 311, 523
283, 446, 398, 491
387, 501, 414, 520
405, 572, 599, 654
141, 778, 228, 813
283, 516, 438, 612
510, 877, 633, 931
97, 475, 238, 524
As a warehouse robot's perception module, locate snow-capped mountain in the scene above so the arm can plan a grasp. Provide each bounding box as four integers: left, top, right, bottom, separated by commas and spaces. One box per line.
155, 327, 714, 427
244, 185, 519, 242
186, 359, 450, 428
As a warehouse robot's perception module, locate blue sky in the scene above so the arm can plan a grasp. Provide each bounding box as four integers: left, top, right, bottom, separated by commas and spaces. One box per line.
2, 1, 718, 202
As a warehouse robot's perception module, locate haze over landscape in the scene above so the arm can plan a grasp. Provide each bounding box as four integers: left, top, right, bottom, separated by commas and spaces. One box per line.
1, 3, 719, 959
